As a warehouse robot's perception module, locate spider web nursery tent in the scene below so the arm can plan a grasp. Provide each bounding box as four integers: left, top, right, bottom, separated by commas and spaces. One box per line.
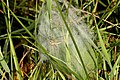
37, 0, 97, 79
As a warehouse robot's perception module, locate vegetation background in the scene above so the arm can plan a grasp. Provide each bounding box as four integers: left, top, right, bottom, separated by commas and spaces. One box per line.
0, 0, 120, 80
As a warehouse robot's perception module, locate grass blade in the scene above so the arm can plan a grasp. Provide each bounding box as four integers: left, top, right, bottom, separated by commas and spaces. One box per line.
54, 0, 89, 79
94, 17, 112, 69
0, 47, 10, 73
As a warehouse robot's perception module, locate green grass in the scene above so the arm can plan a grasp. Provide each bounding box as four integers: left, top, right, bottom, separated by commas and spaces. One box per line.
0, 0, 120, 80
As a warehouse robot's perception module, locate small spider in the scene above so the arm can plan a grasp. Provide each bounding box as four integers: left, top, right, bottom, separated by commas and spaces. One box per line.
49, 39, 62, 47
